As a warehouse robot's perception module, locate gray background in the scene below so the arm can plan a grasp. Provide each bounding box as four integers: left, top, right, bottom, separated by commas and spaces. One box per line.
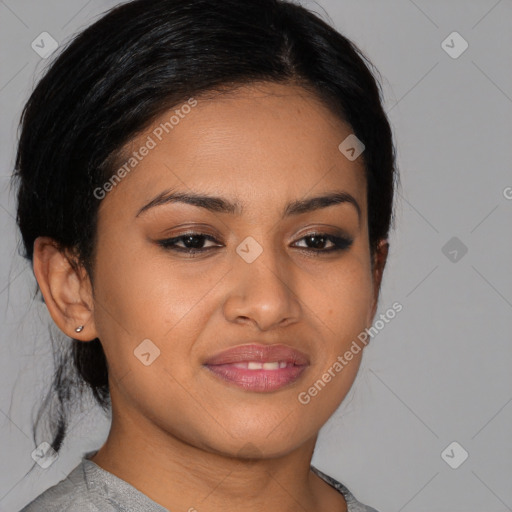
1, 0, 511, 511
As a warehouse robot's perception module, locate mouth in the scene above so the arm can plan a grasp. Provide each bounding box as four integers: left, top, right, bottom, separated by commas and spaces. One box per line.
203, 343, 309, 392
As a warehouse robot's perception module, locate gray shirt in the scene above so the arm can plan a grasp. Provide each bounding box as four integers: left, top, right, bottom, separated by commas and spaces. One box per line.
20, 454, 379, 512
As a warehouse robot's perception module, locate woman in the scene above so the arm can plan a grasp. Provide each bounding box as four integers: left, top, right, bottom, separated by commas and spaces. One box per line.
14, 0, 398, 510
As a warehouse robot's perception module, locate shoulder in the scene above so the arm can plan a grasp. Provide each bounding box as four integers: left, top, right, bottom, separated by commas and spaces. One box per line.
19, 461, 116, 512
311, 465, 380, 512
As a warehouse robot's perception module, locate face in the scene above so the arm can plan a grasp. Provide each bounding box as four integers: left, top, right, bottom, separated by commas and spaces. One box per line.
66, 82, 385, 458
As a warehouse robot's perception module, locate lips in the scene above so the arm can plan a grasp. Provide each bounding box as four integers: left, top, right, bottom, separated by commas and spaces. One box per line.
203, 343, 309, 392
204, 343, 309, 366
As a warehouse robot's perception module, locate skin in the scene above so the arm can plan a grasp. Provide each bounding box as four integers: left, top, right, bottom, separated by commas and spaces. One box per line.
33, 81, 388, 512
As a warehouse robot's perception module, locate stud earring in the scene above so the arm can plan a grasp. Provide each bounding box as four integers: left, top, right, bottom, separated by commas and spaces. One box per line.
75, 325, 84, 333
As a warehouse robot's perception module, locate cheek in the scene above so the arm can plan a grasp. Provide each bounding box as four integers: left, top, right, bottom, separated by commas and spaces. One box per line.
311, 253, 374, 342
329, 269, 374, 333
90, 239, 228, 390
85, 250, 375, 456
92, 234, 374, 378
288, 270, 372, 437
298, 254, 373, 396
92, 241, 215, 336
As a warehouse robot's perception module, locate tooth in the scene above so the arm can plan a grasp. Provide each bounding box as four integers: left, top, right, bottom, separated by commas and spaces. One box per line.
262, 362, 279, 370
247, 362, 263, 370
279, 361, 287, 368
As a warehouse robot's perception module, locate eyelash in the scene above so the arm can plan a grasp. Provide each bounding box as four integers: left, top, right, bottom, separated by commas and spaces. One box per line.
157, 232, 353, 257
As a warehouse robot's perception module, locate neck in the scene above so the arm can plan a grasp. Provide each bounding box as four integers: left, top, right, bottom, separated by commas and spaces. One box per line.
90, 404, 346, 512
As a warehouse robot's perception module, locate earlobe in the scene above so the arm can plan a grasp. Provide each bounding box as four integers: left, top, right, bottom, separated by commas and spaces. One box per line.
32, 237, 98, 341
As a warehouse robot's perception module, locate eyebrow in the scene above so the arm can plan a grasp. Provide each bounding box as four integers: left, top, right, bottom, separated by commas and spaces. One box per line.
136, 189, 361, 221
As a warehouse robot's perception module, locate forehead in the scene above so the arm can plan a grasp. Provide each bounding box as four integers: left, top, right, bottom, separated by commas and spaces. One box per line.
100, 82, 367, 217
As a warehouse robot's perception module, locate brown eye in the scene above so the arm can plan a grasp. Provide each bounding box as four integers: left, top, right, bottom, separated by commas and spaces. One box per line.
293, 233, 353, 253
157, 232, 222, 254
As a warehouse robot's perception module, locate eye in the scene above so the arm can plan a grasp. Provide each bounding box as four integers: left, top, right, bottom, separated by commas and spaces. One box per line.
292, 233, 353, 254
157, 232, 222, 255
156, 231, 353, 257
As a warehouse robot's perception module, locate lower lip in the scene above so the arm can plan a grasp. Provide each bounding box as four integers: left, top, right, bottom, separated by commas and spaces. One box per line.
204, 364, 308, 392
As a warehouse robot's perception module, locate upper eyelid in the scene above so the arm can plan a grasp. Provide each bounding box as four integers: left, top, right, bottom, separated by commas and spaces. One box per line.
162, 230, 349, 239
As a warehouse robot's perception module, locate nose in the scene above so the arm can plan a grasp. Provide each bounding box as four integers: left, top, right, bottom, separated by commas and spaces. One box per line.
222, 244, 302, 331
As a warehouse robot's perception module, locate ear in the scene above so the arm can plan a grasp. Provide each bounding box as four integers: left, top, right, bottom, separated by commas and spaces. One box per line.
367, 239, 389, 324
33, 237, 98, 341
